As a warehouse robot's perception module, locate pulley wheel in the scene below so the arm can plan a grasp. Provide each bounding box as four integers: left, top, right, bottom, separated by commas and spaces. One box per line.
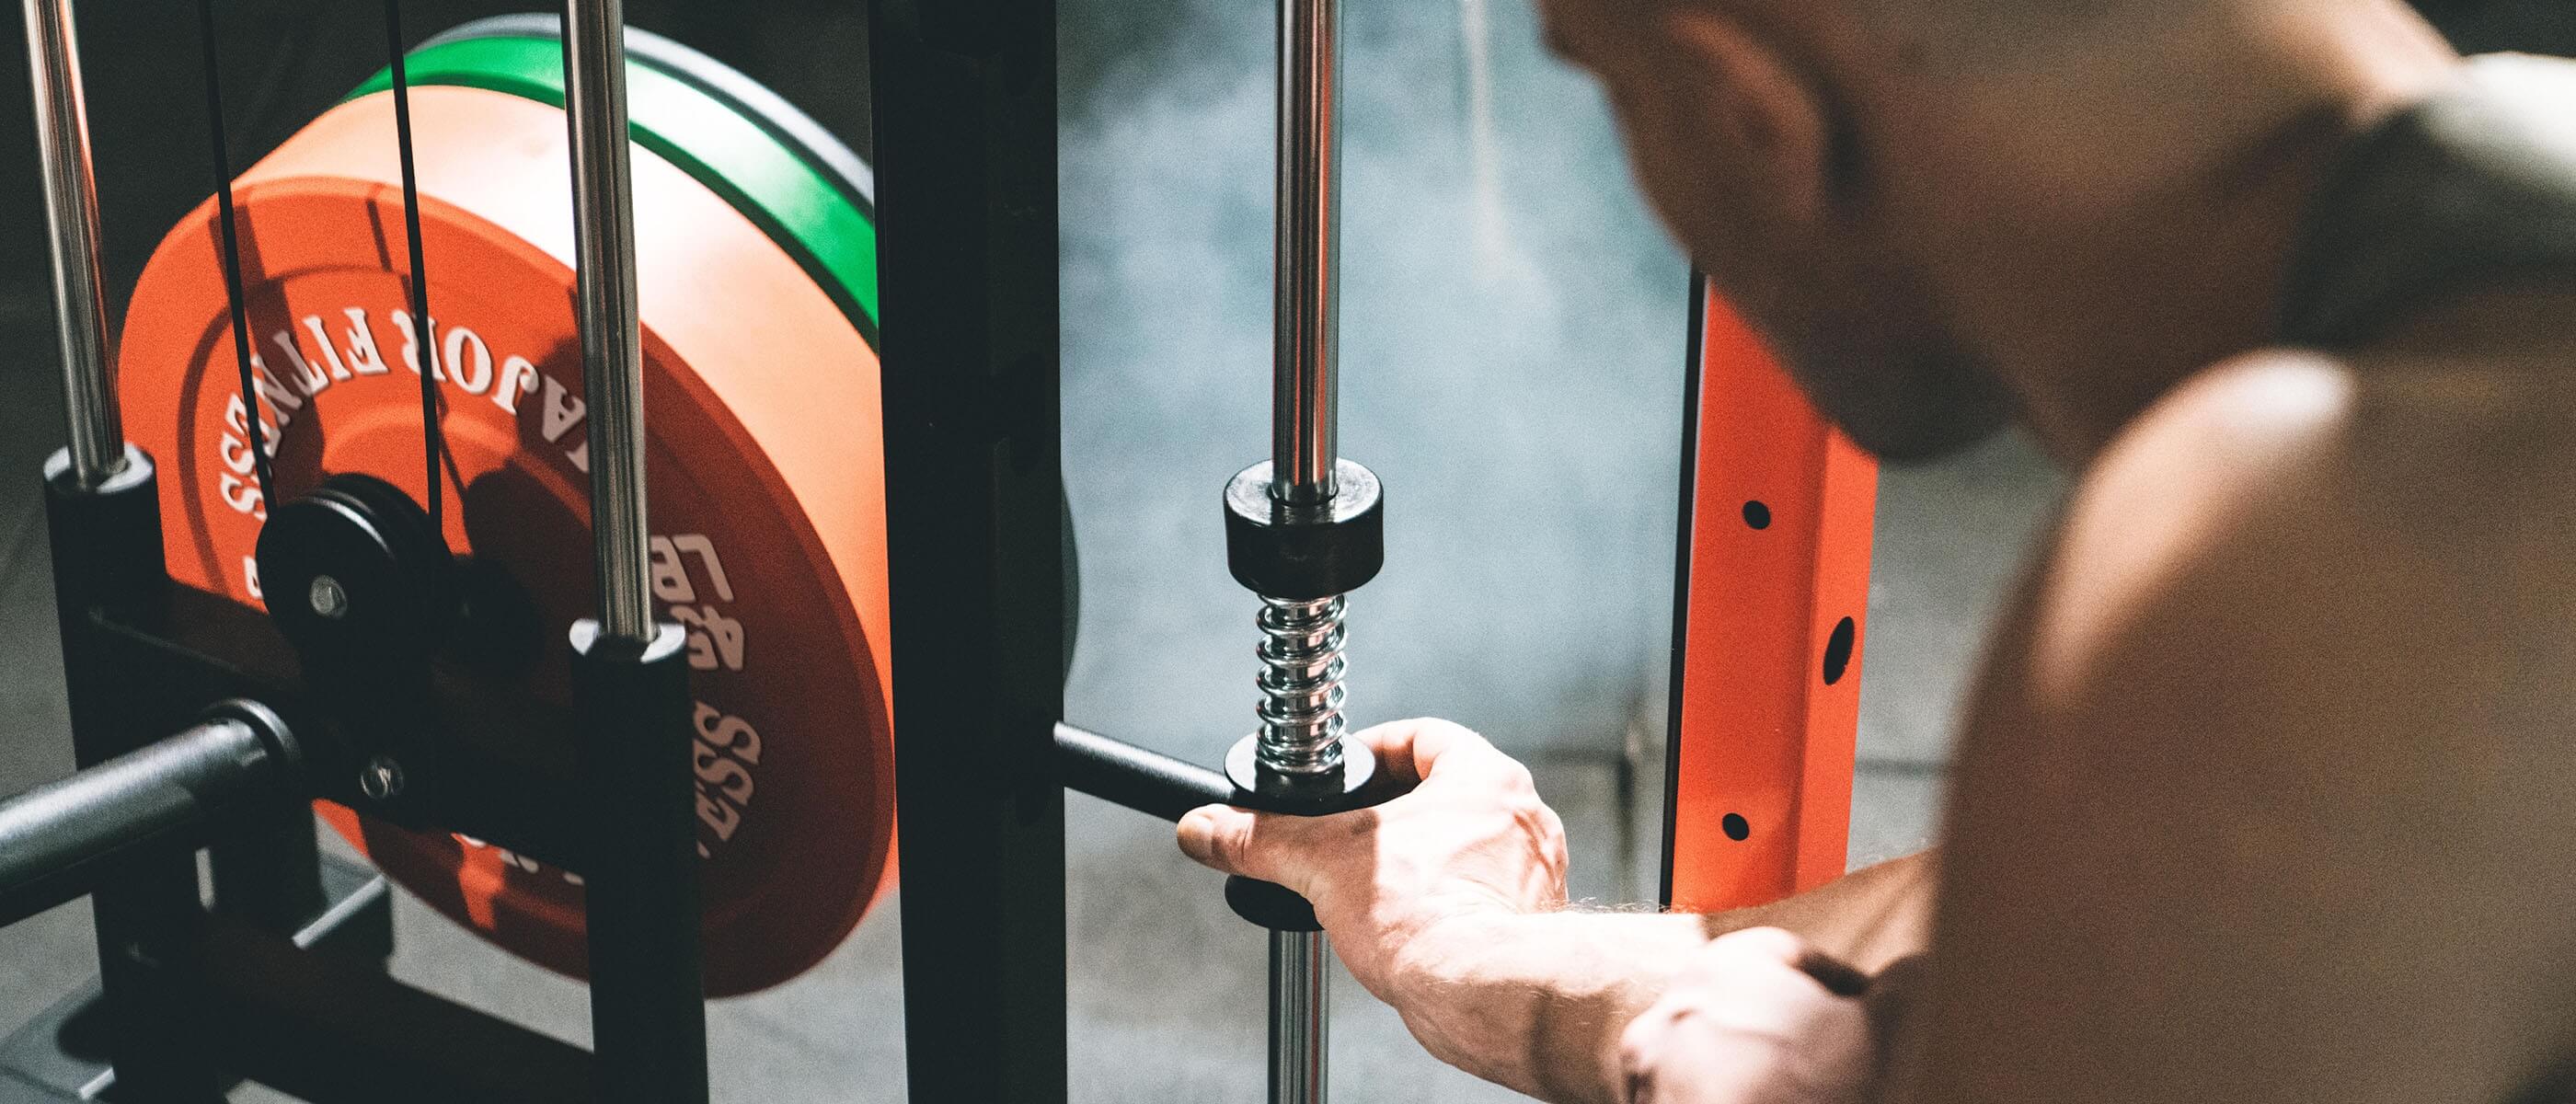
119, 38, 893, 995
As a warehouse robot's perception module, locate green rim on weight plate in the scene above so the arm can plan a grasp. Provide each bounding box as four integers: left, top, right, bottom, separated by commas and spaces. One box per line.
352, 19, 880, 341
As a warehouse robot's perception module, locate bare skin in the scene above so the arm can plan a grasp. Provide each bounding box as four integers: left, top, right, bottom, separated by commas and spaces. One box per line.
1180, 722, 1931, 1100
1184, 1, 2576, 1101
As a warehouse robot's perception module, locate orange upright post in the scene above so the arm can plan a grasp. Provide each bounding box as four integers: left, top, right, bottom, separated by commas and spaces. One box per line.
1662, 278, 1879, 912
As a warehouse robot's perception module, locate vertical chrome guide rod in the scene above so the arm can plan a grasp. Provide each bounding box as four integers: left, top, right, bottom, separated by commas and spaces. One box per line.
22, 0, 121, 488
560, 0, 654, 644
1257, 0, 1350, 779
1272, 0, 1340, 510
1263, 0, 1343, 1100
1271, 928, 1331, 1103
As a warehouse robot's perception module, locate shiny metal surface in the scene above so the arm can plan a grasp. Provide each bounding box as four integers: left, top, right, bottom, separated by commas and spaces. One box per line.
308, 576, 348, 620
1259, 2, 1351, 1094
1255, 595, 1348, 775
1269, 929, 1329, 1104
22, 0, 121, 487
1271, 0, 1340, 508
1253, 0, 1356, 777
561, 0, 654, 643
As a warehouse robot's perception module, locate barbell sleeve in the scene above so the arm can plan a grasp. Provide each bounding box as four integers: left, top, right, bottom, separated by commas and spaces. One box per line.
0, 704, 298, 926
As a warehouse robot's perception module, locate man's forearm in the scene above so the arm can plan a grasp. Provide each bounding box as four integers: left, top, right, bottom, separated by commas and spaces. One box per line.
1385, 852, 1938, 1104
1394, 911, 1709, 1104
1705, 850, 1939, 972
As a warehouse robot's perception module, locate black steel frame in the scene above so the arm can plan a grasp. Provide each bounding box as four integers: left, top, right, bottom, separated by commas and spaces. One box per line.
868, 4, 1325, 1101
869, 1, 1069, 1098
2, 435, 683, 1102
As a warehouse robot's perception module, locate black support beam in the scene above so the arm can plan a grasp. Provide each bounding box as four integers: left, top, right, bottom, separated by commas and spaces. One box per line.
43, 449, 224, 1102
868, 1, 1069, 1100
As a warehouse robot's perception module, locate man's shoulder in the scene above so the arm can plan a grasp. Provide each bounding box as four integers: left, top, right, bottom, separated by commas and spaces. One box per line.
2075, 340, 2576, 558
2007, 343, 2576, 721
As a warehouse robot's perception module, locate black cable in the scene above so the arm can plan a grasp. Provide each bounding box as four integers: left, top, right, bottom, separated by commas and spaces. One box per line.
196, 0, 275, 512
385, 0, 442, 533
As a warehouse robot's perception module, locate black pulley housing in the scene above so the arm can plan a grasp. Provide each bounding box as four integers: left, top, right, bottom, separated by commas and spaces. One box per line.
254, 473, 455, 661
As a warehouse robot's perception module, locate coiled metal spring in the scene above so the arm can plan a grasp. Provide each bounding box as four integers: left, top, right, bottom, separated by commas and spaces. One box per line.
1254, 594, 1348, 775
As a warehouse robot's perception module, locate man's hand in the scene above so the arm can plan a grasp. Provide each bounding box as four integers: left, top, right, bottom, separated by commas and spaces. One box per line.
1174, 719, 1570, 998
1175, 718, 1936, 1103
1617, 928, 1878, 1104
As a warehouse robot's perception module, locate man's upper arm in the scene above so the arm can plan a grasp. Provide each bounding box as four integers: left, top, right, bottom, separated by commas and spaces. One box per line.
1906, 355, 2576, 1104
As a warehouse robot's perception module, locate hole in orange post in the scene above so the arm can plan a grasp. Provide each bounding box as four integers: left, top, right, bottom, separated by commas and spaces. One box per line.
1823, 617, 1857, 685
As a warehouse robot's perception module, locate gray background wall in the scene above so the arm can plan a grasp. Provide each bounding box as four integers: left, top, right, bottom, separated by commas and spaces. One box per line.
1061, 0, 1688, 762
0, 2, 2567, 1101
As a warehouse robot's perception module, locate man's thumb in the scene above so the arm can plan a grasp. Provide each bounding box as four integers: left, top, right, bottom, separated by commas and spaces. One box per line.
1177, 804, 1268, 879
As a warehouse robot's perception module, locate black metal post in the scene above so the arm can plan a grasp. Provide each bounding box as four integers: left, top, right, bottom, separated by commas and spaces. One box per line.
869, 1, 1068, 1099
570, 622, 705, 1104
42, 445, 224, 1102
205, 785, 325, 932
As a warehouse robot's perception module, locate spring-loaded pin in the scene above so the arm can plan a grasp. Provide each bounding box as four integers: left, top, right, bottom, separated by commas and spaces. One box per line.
1222, 455, 1380, 799
1256, 595, 1349, 775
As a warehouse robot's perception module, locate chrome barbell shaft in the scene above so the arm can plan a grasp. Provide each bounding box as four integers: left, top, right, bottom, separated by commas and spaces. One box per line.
1263, 1, 1345, 1098
1271, 0, 1340, 509
561, 0, 654, 644
1270, 929, 1328, 1104
23, 0, 121, 488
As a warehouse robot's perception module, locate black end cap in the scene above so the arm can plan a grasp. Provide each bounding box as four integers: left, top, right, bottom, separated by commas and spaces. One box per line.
1223, 459, 1384, 601
1224, 733, 1392, 816
1225, 875, 1321, 933
199, 697, 303, 778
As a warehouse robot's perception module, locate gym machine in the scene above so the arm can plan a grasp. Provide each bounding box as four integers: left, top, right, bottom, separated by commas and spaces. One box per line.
0, 0, 1881, 1100
3, 0, 701, 1098
881, 0, 1875, 1098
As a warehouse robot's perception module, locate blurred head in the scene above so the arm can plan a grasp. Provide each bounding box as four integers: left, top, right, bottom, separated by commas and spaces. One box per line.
1537, 0, 2454, 461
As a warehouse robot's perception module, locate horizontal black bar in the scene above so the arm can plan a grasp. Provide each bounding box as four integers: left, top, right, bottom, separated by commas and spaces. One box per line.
0, 713, 292, 926
1054, 723, 1231, 822
196, 915, 593, 1104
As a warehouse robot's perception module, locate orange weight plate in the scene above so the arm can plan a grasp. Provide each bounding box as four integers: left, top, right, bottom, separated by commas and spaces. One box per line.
117, 85, 893, 995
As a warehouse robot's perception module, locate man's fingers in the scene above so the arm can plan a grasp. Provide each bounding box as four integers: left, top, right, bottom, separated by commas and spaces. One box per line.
1794, 950, 1872, 999
1685, 927, 1872, 995
1709, 926, 1811, 967
1619, 1001, 1689, 1104
1356, 718, 1497, 787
